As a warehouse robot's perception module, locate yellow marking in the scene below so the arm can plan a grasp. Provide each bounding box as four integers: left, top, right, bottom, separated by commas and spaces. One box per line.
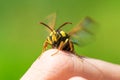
52, 34, 57, 42
53, 30, 56, 33
51, 30, 57, 42
50, 32, 53, 36
50, 30, 56, 36
60, 31, 66, 37
65, 38, 69, 43
47, 37, 52, 44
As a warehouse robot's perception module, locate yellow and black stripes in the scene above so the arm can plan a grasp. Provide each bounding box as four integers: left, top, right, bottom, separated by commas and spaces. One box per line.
44, 30, 74, 52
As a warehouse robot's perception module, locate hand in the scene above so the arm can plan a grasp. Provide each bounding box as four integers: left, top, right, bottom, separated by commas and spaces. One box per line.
20, 49, 120, 80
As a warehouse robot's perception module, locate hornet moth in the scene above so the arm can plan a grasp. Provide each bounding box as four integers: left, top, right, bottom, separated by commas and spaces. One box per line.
40, 13, 97, 55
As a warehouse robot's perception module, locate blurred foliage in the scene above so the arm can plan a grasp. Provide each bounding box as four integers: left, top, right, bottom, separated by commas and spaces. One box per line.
0, 0, 120, 79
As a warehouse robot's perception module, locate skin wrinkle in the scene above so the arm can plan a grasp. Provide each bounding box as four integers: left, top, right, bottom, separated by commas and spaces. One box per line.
83, 59, 99, 80
82, 58, 105, 80
71, 55, 76, 76
71, 54, 82, 76
86, 58, 120, 80
92, 60, 107, 79
66, 55, 104, 80
86, 60, 104, 80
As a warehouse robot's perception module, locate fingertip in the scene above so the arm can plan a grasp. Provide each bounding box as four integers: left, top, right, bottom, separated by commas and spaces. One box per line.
22, 49, 117, 80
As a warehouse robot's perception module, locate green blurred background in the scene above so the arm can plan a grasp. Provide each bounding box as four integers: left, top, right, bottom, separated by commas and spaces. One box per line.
0, 0, 120, 79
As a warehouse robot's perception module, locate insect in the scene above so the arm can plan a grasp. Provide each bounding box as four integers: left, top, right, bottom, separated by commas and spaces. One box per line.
40, 13, 96, 55
39, 14, 104, 79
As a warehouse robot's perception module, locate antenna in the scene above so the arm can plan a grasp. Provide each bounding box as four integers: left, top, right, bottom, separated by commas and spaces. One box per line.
40, 22, 53, 31
57, 22, 72, 31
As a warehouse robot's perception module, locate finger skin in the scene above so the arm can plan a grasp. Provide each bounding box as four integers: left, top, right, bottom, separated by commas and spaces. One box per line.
20, 49, 120, 80
69, 76, 87, 80
86, 58, 120, 80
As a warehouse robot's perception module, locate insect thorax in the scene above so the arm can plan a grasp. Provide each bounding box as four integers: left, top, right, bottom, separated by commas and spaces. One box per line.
47, 30, 71, 48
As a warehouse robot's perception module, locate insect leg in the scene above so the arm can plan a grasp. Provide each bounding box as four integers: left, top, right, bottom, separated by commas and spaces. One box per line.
51, 41, 64, 56
69, 40, 74, 52
51, 39, 69, 56
38, 40, 48, 58
58, 41, 64, 50
42, 40, 48, 53
58, 39, 69, 50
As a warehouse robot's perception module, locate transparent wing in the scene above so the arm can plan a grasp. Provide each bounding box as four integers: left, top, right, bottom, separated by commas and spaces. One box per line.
69, 17, 98, 46
45, 13, 56, 30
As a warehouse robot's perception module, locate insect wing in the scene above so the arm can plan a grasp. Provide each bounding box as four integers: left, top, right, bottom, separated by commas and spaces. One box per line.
69, 17, 97, 46
45, 13, 56, 30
